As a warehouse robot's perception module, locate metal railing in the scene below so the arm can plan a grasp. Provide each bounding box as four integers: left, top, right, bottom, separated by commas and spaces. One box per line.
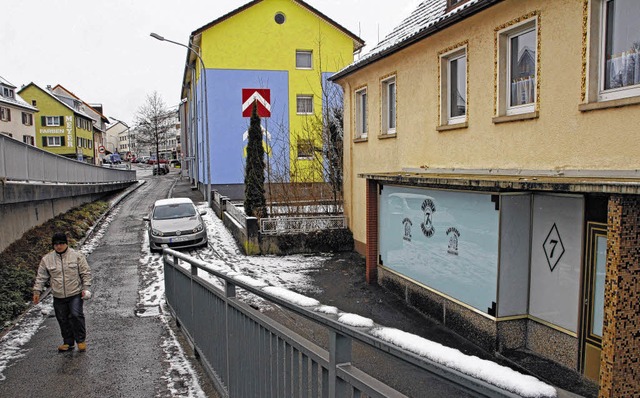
226, 201, 248, 225
163, 249, 524, 398
0, 135, 135, 183
260, 215, 348, 235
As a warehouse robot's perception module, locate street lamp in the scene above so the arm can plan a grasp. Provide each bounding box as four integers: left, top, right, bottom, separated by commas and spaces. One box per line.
150, 32, 212, 207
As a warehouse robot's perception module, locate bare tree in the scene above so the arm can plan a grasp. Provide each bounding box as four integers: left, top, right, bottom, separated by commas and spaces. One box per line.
134, 91, 173, 173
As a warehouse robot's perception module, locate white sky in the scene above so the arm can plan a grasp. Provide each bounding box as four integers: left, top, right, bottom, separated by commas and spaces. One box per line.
1, 0, 421, 125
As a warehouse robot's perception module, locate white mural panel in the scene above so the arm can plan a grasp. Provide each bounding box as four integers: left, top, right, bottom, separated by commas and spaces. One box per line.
379, 186, 499, 314
529, 194, 584, 333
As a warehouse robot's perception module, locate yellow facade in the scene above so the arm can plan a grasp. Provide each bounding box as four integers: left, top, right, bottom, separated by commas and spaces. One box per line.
196, 0, 359, 182
337, 0, 640, 250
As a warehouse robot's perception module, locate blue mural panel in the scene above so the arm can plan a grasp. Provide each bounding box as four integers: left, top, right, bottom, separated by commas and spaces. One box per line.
199, 69, 290, 185
379, 185, 499, 314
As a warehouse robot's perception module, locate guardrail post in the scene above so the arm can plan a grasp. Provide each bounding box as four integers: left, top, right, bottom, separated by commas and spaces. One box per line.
329, 331, 352, 397
225, 280, 236, 391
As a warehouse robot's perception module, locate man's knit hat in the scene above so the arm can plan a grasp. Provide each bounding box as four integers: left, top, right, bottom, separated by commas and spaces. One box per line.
51, 232, 68, 245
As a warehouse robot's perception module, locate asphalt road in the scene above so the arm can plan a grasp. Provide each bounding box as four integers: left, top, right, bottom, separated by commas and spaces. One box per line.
0, 167, 218, 398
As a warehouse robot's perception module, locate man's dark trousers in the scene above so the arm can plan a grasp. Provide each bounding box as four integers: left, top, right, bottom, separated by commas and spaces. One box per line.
53, 294, 86, 346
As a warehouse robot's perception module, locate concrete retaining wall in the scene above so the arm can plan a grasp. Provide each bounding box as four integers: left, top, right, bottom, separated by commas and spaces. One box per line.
0, 181, 135, 252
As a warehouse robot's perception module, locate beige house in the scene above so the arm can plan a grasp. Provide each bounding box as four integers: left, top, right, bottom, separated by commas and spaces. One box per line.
331, 0, 639, 396
0, 76, 37, 145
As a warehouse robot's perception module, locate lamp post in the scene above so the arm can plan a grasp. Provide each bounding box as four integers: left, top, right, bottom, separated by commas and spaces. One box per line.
150, 32, 212, 207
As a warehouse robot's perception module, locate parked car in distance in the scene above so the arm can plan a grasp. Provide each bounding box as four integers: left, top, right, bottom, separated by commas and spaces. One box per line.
102, 153, 122, 164
139, 156, 150, 164
143, 198, 208, 253
147, 157, 169, 165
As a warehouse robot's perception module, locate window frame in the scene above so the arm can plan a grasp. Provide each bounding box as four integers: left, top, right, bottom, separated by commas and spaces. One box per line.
296, 139, 316, 159
22, 112, 33, 126
295, 50, 313, 70
496, 15, 538, 117
1, 87, 14, 98
45, 116, 61, 126
46, 136, 62, 147
381, 75, 397, 135
0, 107, 10, 122
23, 135, 35, 146
440, 45, 468, 126
354, 87, 368, 139
597, 0, 640, 101
296, 95, 314, 115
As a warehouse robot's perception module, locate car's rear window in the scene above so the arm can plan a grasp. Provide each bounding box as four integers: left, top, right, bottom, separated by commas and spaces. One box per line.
153, 203, 197, 220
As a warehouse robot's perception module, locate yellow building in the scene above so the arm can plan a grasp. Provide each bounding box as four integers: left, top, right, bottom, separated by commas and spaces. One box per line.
173, 0, 363, 200
331, 0, 640, 395
19, 83, 96, 163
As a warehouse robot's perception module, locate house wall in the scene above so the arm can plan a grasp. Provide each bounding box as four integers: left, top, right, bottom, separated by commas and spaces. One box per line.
198, 0, 356, 185
340, 0, 640, 252
20, 86, 75, 157
0, 105, 35, 143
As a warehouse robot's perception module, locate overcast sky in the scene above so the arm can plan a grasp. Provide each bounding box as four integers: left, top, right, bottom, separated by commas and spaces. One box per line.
1, 0, 421, 125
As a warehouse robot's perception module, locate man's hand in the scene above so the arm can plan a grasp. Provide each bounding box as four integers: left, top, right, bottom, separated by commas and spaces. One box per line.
81, 290, 92, 300
33, 293, 40, 305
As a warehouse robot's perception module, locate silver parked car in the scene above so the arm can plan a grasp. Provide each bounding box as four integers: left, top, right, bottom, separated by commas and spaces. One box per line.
143, 198, 208, 253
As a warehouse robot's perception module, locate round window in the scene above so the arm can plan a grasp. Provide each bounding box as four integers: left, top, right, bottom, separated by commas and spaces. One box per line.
274, 12, 286, 24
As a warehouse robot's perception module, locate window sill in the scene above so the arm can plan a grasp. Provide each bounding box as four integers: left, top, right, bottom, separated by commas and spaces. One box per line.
436, 121, 468, 132
378, 133, 397, 140
579, 96, 640, 112
492, 111, 539, 124
353, 137, 368, 143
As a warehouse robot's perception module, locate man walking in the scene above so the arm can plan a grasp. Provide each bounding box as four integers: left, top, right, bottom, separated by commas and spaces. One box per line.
33, 232, 92, 352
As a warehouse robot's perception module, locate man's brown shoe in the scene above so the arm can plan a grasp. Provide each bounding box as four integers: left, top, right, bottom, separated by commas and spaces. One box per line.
77, 342, 87, 352
58, 344, 74, 352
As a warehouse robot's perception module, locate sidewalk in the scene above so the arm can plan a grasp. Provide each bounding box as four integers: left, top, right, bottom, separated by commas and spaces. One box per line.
169, 173, 597, 398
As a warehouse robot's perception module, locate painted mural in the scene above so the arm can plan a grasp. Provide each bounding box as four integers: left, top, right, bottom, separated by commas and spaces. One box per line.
201, 69, 290, 185
379, 185, 499, 313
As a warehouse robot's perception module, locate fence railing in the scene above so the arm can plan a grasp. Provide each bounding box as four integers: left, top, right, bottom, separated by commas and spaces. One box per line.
226, 201, 248, 225
0, 135, 135, 183
163, 248, 526, 398
260, 215, 348, 235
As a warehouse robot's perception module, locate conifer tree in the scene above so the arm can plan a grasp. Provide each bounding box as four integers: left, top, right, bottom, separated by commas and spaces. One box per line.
244, 101, 266, 218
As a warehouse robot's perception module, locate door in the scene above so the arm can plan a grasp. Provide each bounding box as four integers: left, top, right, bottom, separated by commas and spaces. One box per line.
581, 222, 607, 382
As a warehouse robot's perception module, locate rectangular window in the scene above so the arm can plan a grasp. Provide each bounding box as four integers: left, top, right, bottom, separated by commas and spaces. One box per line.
497, 17, 537, 116
296, 50, 313, 69
509, 28, 536, 109
601, 0, 640, 100
23, 135, 34, 146
355, 88, 368, 138
22, 112, 33, 126
297, 139, 315, 159
45, 116, 61, 126
441, 47, 467, 125
0, 107, 10, 122
46, 136, 62, 147
381, 76, 396, 134
1, 87, 14, 98
32, 100, 37, 107
296, 95, 313, 114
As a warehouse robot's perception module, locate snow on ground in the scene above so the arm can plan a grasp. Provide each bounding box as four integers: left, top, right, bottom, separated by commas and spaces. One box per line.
1, 186, 557, 397
0, 204, 117, 381
152, 202, 557, 398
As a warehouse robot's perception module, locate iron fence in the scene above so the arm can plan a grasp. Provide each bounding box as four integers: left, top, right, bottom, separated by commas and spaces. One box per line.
0, 135, 135, 183
163, 249, 526, 398
260, 215, 348, 235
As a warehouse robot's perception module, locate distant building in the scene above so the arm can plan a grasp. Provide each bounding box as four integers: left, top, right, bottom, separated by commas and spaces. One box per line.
0, 76, 38, 145
105, 118, 130, 160
50, 85, 109, 165
177, 0, 363, 199
18, 83, 96, 163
